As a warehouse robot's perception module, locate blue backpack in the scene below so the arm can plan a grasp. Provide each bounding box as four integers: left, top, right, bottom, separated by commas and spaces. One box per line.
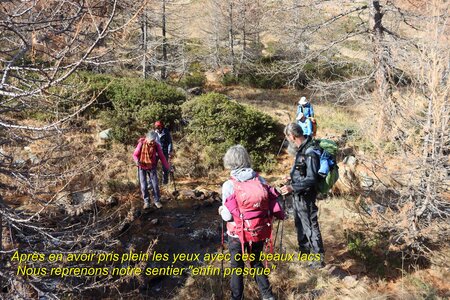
312, 139, 339, 194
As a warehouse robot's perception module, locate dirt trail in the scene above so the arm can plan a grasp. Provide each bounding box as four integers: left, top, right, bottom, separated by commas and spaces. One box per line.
118, 194, 222, 298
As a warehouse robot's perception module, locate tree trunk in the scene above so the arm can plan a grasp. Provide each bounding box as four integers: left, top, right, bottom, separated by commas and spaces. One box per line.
142, 7, 148, 79
213, 12, 221, 69
239, 0, 246, 71
0, 197, 2, 290
228, 0, 236, 75
370, 1, 392, 140
161, 0, 168, 80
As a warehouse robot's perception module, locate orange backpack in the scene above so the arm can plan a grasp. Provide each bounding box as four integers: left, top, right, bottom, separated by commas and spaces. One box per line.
310, 117, 317, 137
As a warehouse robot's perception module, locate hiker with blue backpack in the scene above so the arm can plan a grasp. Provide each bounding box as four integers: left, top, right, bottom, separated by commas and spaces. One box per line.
218, 145, 284, 300
280, 123, 326, 269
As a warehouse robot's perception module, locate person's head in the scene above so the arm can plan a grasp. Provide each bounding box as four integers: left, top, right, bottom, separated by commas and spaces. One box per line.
223, 145, 252, 170
145, 131, 158, 144
298, 96, 308, 107
154, 121, 164, 132
284, 123, 305, 148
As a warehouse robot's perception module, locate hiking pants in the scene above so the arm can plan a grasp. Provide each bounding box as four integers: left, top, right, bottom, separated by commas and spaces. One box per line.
138, 167, 161, 204
228, 237, 273, 300
156, 151, 170, 184
162, 151, 169, 184
293, 191, 325, 255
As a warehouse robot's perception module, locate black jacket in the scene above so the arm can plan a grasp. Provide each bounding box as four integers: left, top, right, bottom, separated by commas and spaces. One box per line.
290, 136, 320, 194
157, 127, 172, 155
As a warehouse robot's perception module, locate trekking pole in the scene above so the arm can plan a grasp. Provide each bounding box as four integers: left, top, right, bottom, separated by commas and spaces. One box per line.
220, 219, 225, 300
170, 166, 177, 192
273, 218, 281, 252
279, 195, 287, 253
273, 185, 286, 252
277, 103, 296, 157
276, 136, 286, 156
170, 167, 180, 205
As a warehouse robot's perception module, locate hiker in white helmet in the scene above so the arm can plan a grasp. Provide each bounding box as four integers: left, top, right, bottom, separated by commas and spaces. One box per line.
296, 96, 314, 119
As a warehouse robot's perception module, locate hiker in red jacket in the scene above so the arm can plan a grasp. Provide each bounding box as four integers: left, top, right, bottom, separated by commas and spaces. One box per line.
133, 131, 170, 209
218, 145, 284, 300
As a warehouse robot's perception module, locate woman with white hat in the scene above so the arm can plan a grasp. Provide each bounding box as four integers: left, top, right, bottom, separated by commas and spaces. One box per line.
296, 96, 314, 119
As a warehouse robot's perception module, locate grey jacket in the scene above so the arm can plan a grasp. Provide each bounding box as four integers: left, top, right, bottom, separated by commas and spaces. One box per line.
290, 136, 320, 194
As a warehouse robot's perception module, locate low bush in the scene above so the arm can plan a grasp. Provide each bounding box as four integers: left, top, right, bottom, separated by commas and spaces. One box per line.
179, 71, 206, 89
181, 92, 282, 172
238, 71, 286, 89
80, 72, 186, 145
221, 73, 239, 86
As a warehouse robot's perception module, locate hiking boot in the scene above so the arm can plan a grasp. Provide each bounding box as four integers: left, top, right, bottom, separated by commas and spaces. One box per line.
154, 202, 163, 209
263, 296, 275, 300
143, 202, 150, 209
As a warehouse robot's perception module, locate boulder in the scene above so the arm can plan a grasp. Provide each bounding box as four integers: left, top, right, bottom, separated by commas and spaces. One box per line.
99, 128, 113, 140
187, 87, 203, 95
28, 153, 41, 165
359, 172, 375, 188
99, 195, 119, 207
343, 155, 357, 166
179, 190, 196, 201
343, 275, 358, 288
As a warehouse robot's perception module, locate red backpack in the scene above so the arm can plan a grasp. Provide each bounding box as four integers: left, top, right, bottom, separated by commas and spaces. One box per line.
225, 176, 273, 248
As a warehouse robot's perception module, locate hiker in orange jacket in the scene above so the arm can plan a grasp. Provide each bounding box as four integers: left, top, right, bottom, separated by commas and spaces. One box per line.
132, 131, 170, 209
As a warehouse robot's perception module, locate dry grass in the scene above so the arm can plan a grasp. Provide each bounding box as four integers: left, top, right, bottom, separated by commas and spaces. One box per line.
171, 197, 449, 299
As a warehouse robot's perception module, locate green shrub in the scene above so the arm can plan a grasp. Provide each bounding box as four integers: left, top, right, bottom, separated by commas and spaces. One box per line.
345, 230, 398, 277
28, 111, 55, 122
221, 73, 239, 86
80, 72, 186, 145
264, 41, 281, 57
220, 70, 286, 89
303, 58, 371, 81
182, 92, 282, 172
238, 71, 286, 89
180, 71, 206, 89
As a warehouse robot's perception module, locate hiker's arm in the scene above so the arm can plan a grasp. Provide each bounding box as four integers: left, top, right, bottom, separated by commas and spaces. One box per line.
132, 141, 143, 165
167, 129, 173, 155
156, 143, 170, 170
310, 105, 315, 118
219, 205, 232, 222
268, 186, 285, 220
296, 106, 302, 117
291, 149, 320, 193
220, 181, 233, 222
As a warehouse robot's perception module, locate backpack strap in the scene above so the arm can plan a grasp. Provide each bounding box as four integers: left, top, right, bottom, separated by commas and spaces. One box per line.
230, 174, 259, 182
